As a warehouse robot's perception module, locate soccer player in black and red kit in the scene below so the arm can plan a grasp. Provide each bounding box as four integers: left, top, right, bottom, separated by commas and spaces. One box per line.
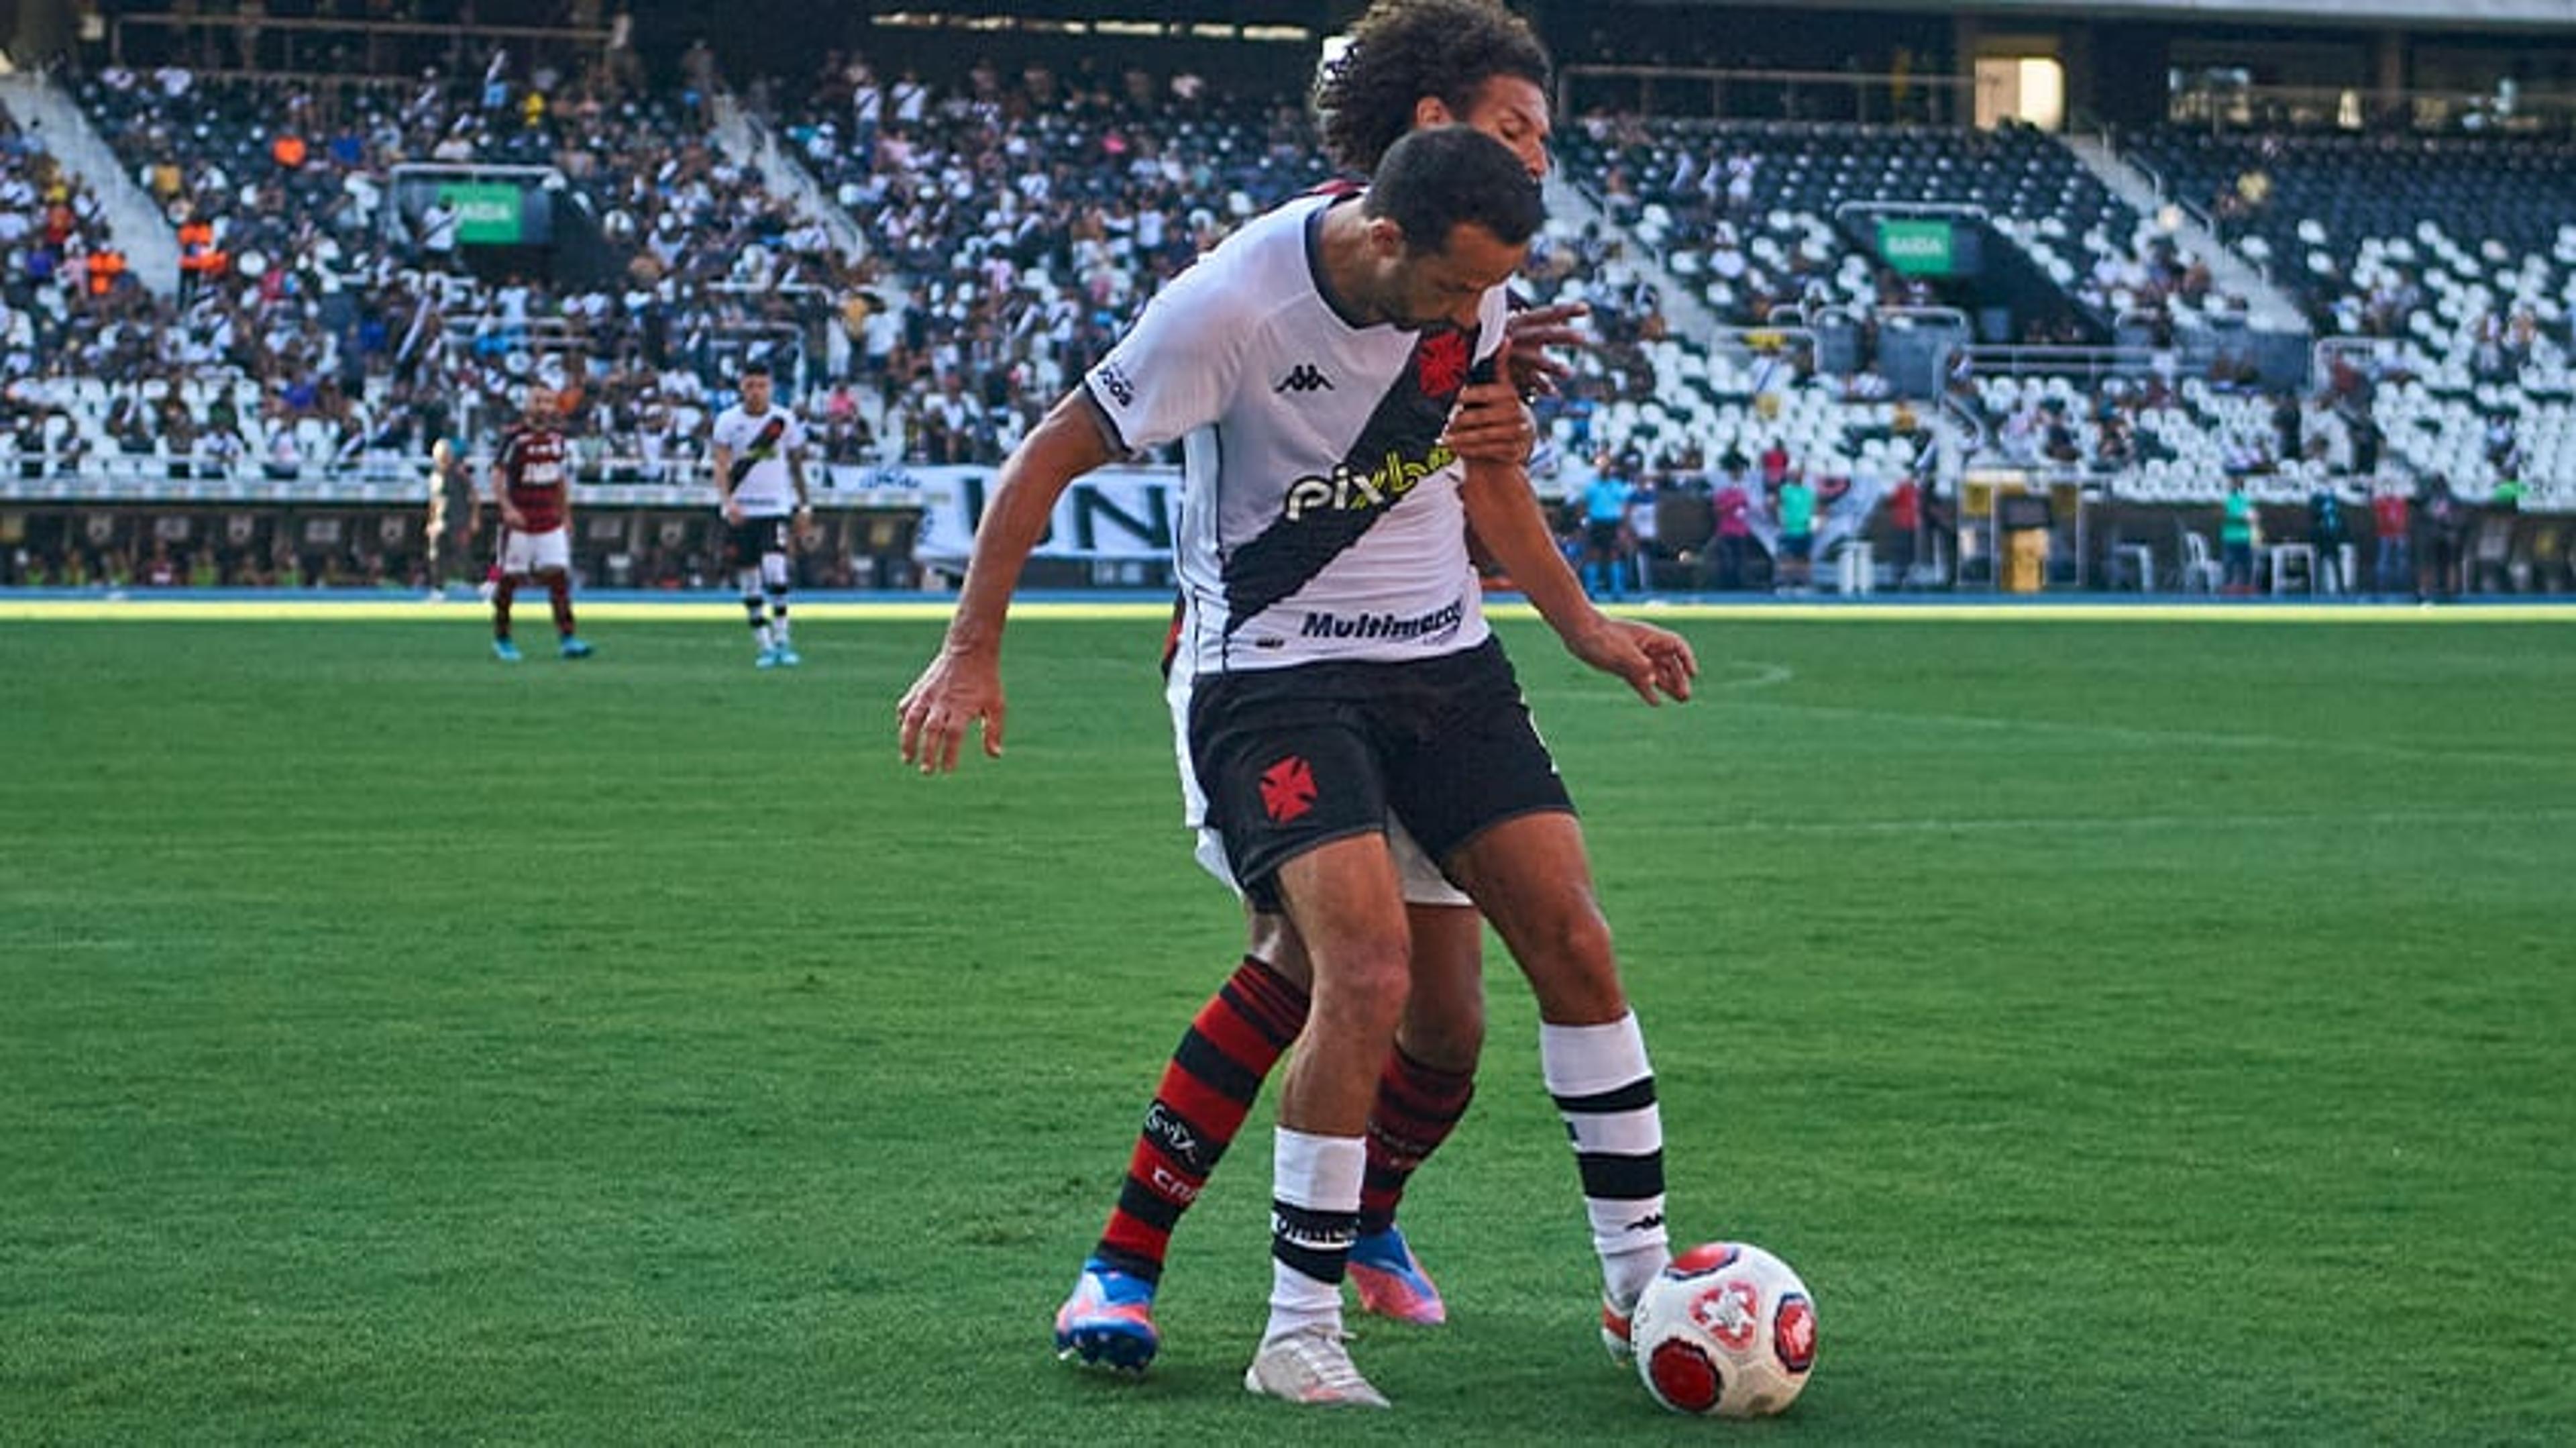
488, 386, 594, 662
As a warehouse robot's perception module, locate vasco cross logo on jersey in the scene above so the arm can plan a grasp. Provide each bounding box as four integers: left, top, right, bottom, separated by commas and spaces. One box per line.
1258, 756, 1318, 823
1275, 364, 1333, 394
1415, 328, 1470, 398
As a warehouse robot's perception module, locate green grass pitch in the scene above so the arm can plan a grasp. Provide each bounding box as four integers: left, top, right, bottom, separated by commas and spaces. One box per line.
4, 613, 2572, 1445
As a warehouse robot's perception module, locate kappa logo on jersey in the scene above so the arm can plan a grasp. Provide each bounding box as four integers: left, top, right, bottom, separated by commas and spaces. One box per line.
1415, 328, 1471, 398
1258, 756, 1318, 823
1282, 443, 1456, 522
1274, 364, 1333, 394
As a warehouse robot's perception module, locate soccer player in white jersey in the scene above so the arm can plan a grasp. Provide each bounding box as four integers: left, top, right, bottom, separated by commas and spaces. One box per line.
1051, 1, 1580, 1378
709, 360, 814, 668
900, 126, 1697, 1410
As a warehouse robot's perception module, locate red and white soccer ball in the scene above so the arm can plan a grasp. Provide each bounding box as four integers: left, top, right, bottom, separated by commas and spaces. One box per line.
1631, 1242, 1818, 1418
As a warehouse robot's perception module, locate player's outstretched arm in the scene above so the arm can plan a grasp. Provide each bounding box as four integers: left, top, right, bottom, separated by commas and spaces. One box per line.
896, 389, 1120, 774
1458, 440, 1695, 706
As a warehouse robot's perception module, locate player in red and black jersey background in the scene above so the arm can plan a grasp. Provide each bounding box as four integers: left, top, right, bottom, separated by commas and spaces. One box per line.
486, 386, 594, 662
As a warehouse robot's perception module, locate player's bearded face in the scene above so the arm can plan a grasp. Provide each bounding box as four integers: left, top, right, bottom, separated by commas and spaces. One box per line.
743, 375, 771, 411
1385, 223, 1527, 333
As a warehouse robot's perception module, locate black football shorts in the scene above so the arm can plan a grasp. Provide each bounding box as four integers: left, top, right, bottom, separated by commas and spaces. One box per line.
727, 517, 792, 563
1184, 636, 1574, 913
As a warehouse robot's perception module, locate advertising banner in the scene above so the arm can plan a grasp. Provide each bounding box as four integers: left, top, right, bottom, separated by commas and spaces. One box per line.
905, 464, 1181, 566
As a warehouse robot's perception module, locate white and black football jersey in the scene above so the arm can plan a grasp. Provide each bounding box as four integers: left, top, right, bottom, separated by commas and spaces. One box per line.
711, 405, 808, 517
1084, 192, 1509, 678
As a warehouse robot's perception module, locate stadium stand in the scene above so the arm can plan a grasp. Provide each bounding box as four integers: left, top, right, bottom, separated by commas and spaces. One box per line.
2127, 126, 2576, 507
4, 5, 2571, 595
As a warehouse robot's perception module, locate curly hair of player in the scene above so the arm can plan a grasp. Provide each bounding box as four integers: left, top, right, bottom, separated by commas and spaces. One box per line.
1313, 0, 1553, 174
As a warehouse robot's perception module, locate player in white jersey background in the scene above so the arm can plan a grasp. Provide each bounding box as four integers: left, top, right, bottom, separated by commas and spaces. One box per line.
899, 126, 1699, 1410
708, 360, 814, 669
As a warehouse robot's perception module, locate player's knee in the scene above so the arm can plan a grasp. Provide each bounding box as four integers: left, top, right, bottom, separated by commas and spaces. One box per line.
761, 553, 790, 590
1397, 990, 1483, 1073
1517, 902, 1627, 1022
1244, 911, 1313, 988
1314, 939, 1412, 1035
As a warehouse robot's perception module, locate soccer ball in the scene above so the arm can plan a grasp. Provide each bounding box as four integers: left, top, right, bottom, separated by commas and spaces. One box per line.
1631, 1242, 1817, 1418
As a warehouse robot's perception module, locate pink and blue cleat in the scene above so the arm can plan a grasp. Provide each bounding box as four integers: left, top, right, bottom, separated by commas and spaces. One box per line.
1053, 1258, 1160, 1372
1601, 1294, 1636, 1361
1348, 1225, 1446, 1325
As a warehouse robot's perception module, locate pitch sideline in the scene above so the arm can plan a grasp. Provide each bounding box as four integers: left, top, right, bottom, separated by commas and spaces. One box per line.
5, 596, 2575, 623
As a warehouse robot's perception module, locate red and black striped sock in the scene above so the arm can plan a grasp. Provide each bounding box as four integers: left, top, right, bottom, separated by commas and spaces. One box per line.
547, 576, 575, 636
1359, 1047, 1475, 1236
492, 578, 517, 639
1093, 956, 1309, 1283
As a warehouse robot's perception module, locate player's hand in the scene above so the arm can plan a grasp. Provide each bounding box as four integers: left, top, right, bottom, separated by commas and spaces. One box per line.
896, 647, 1007, 774
1564, 616, 1697, 706
500, 505, 527, 530
1443, 340, 1536, 464
1504, 300, 1590, 398
722, 498, 744, 525
794, 506, 820, 548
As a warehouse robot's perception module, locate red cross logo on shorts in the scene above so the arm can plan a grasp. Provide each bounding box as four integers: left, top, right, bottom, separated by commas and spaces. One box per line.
1258, 756, 1318, 823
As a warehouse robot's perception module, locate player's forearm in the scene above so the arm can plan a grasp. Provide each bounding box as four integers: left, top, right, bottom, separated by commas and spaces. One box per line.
1460, 460, 1603, 641
941, 394, 1112, 657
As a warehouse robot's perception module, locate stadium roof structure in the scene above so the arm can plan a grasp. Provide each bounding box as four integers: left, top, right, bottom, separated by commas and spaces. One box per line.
1663, 0, 2576, 32
803, 0, 1331, 26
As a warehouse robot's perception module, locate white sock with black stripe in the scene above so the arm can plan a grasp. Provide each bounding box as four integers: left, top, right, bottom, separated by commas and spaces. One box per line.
739, 570, 769, 650
1265, 1126, 1363, 1348
1542, 1011, 1671, 1310
763, 552, 792, 644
